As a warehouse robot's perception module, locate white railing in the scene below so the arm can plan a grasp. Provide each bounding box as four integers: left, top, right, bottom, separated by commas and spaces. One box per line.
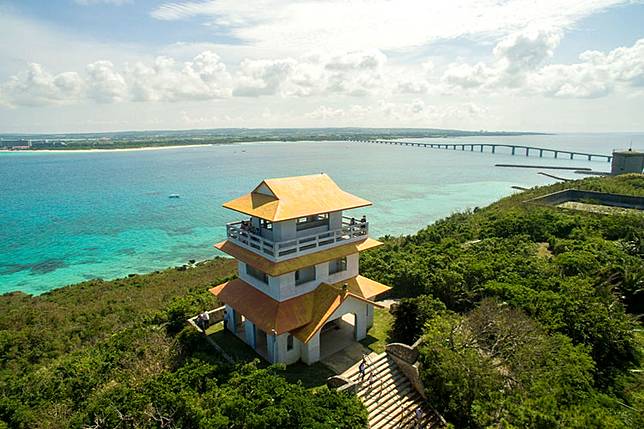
226, 216, 368, 261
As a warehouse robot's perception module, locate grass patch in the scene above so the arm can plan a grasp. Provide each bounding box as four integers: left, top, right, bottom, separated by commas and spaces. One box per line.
206, 323, 262, 362
360, 307, 393, 354
283, 362, 336, 389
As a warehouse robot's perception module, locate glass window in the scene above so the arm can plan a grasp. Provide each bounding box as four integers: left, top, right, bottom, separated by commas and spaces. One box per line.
287, 334, 294, 351
329, 256, 347, 275
295, 265, 316, 285
246, 264, 268, 284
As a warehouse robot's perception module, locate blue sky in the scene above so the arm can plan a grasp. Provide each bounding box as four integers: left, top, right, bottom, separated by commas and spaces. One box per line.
1, 0, 643, 132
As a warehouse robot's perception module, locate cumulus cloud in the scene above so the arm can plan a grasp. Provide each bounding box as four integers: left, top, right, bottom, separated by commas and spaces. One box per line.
233, 58, 296, 97
0, 64, 83, 107
129, 52, 231, 101
529, 39, 644, 98
437, 27, 644, 100
85, 61, 128, 103
232, 49, 387, 98
0, 51, 231, 107
441, 28, 562, 91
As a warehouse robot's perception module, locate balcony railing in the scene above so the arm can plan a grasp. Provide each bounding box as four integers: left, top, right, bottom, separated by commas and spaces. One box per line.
226, 216, 368, 261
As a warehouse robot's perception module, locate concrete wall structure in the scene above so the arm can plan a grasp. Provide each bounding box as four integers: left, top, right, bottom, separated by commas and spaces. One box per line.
611, 150, 644, 175
525, 189, 644, 210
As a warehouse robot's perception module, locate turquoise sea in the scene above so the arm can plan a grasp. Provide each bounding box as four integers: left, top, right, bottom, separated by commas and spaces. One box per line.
1, 133, 642, 295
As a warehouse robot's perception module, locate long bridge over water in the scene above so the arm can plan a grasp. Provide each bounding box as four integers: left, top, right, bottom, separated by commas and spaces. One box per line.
350, 139, 613, 162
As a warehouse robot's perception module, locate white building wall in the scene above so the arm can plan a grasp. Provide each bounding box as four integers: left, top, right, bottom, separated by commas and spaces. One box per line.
302, 332, 320, 365
277, 261, 325, 301
273, 219, 297, 242
324, 253, 359, 285
237, 261, 281, 300
269, 333, 301, 365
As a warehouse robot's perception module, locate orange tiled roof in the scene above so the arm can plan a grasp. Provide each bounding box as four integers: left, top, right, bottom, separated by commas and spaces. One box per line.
222, 173, 371, 222
209, 275, 390, 343
214, 237, 382, 276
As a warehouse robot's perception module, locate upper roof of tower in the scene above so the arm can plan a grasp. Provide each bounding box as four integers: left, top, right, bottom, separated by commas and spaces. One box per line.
222, 173, 372, 222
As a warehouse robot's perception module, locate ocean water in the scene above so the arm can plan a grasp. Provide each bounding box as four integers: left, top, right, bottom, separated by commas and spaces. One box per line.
1, 133, 642, 295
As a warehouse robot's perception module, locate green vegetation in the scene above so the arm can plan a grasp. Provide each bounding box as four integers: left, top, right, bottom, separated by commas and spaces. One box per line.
0, 258, 367, 428
361, 174, 644, 428
1, 174, 641, 428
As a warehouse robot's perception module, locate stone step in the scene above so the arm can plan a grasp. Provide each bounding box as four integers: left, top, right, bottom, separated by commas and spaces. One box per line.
378, 399, 439, 429
368, 382, 417, 422
346, 354, 391, 381
362, 372, 408, 411
355, 362, 403, 397
370, 388, 421, 429
398, 404, 443, 429
341, 351, 445, 429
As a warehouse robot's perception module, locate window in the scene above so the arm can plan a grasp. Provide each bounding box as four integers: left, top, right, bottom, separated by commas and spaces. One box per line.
329, 256, 347, 275
246, 264, 268, 284
260, 219, 272, 230
296, 213, 330, 231
295, 265, 316, 285
287, 334, 294, 351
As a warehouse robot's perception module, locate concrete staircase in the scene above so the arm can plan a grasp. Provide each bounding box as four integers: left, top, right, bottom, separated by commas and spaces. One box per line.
341, 353, 444, 429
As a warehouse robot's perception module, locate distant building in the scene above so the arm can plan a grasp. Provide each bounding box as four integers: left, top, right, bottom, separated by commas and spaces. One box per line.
210, 173, 390, 365
611, 149, 644, 175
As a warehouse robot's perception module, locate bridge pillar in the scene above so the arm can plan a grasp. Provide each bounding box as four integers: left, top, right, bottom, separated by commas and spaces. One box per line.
588, 154, 592, 161
570, 153, 574, 160
554, 151, 558, 159
511, 146, 516, 155
525, 147, 529, 156
539, 149, 543, 157
491, 146, 495, 153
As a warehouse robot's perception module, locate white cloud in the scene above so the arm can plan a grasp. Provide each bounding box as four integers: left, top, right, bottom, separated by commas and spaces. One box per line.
232, 49, 387, 98
129, 51, 231, 101
86, 61, 128, 103
151, 0, 627, 54
529, 39, 644, 98
437, 27, 644, 100
0, 52, 231, 107
233, 58, 296, 97
0, 64, 83, 107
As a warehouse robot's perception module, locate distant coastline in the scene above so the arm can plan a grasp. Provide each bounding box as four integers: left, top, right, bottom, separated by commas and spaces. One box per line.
0, 127, 550, 152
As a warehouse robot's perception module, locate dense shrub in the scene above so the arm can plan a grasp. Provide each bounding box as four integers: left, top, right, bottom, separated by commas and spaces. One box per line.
363, 175, 643, 428
390, 295, 446, 344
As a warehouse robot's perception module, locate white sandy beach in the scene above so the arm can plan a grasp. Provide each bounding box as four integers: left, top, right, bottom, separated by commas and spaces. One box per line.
0, 144, 213, 153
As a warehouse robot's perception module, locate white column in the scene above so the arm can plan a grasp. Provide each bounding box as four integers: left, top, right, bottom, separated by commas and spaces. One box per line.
354, 306, 368, 341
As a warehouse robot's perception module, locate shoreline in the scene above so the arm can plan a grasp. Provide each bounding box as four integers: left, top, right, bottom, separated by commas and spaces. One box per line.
0, 144, 213, 153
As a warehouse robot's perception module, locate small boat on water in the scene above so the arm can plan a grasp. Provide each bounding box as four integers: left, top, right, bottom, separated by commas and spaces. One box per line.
169, 194, 180, 199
